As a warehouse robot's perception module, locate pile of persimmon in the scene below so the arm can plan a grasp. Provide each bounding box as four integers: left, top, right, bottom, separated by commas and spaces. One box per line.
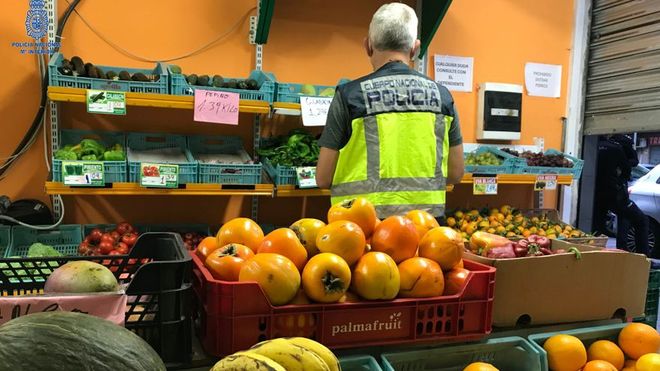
196, 198, 470, 307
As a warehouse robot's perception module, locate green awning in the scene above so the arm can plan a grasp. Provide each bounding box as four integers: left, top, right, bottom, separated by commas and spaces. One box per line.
418, 0, 453, 58
255, 0, 275, 45
255, 0, 453, 57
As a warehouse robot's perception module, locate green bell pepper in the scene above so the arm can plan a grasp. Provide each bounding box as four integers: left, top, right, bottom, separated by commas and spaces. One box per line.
54, 149, 78, 161
103, 150, 125, 161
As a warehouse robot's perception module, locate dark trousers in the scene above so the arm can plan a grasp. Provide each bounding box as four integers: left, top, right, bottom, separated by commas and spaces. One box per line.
595, 190, 650, 255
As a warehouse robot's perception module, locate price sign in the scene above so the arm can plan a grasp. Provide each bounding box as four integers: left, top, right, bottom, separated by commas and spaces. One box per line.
473, 177, 498, 195
62, 161, 104, 186
535, 174, 558, 191
86, 90, 126, 115
140, 163, 179, 188
300, 96, 332, 126
193, 89, 239, 125
296, 166, 318, 188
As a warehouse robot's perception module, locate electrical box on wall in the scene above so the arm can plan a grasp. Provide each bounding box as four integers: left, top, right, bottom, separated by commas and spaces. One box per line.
477, 83, 523, 140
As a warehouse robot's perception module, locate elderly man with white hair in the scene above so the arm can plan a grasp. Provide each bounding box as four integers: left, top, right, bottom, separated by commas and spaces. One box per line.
316, 2, 464, 219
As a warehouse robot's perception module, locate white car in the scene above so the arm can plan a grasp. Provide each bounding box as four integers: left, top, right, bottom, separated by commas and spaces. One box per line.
627, 164, 660, 253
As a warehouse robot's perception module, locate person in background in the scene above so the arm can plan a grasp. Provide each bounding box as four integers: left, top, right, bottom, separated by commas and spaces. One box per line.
315, 2, 464, 219
594, 134, 650, 255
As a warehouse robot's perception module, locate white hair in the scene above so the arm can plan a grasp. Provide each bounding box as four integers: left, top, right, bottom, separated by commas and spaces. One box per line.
368, 3, 418, 53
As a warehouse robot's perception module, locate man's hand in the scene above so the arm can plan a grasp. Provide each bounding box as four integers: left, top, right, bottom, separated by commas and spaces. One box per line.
447, 144, 464, 185
316, 147, 339, 189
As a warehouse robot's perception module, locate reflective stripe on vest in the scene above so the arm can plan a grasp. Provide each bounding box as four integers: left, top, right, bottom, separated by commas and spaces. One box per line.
331, 112, 452, 218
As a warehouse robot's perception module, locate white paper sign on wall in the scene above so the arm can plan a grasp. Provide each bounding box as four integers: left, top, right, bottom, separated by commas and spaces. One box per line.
524, 62, 562, 98
433, 55, 474, 92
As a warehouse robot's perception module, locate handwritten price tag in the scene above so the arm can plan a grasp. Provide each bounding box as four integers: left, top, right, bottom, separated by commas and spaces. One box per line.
300, 96, 332, 126
473, 177, 498, 195
0, 292, 127, 325
194, 89, 239, 125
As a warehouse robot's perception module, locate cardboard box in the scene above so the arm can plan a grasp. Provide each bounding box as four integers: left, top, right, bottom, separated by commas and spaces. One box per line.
466, 240, 650, 327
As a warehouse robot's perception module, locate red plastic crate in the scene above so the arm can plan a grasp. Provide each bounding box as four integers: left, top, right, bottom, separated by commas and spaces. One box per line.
191, 253, 496, 356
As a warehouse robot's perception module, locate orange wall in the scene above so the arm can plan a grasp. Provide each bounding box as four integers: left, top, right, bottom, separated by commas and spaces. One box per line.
0, 0, 574, 226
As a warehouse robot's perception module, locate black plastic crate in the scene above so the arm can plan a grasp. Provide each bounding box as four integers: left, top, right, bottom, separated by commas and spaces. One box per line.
0, 233, 192, 366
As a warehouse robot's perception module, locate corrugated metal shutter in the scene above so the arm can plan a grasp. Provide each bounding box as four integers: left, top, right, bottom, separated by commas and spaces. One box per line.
585, 0, 660, 134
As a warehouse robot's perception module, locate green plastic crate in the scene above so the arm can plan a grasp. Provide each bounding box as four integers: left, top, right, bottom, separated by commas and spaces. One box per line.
127, 132, 197, 184
49, 53, 168, 94
262, 157, 297, 185
275, 79, 349, 103
189, 135, 262, 185
649, 269, 660, 291
339, 355, 383, 371
52, 129, 127, 183
528, 323, 626, 371
513, 149, 584, 178
464, 146, 523, 175
0, 226, 10, 258
381, 336, 543, 371
7, 225, 82, 257
169, 66, 276, 102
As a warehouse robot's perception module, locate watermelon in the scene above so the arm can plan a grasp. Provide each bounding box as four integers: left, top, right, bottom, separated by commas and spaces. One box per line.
0, 311, 165, 371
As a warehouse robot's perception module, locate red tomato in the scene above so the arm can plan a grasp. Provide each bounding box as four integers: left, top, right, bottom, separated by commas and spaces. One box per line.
116, 222, 134, 235
78, 242, 91, 255
89, 228, 103, 243
98, 241, 114, 255
110, 231, 121, 242
115, 242, 129, 255
100, 233, 115, 245
109, 250, 122, 255
121, 233, 138, 248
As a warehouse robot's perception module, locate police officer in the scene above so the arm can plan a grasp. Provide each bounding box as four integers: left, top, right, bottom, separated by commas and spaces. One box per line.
594, 134, 650, 255
316, 3, 464, 218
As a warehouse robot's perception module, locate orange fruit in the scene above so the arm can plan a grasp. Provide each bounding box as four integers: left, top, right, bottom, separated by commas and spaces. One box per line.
302, 253, 351, 303
405, 210, 440, 239
290, 218, 326, 257
370, 215, 419, 263
398, 257, 444, 298
453, 259, 464, 269
257, 228, 308, 271
216, 218, 264, 253
587, 340, 624, 370
444, 268, 470, 296
543, 334, 587, 371
583, 360, 618, 371
419, 227, 464, 271
196, 236, 220, 260
351, 252, 400, 300
328, 197, 378, 237
636, 353, 660, 371
239, 253, 301, 306
316, 220, 366, 266
204, 243, 254, 281
463, 362, 499, 371
618, 322, 660, 360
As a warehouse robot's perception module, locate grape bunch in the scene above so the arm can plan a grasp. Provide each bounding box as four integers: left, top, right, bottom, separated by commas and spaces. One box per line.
500, 148, 573, 168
